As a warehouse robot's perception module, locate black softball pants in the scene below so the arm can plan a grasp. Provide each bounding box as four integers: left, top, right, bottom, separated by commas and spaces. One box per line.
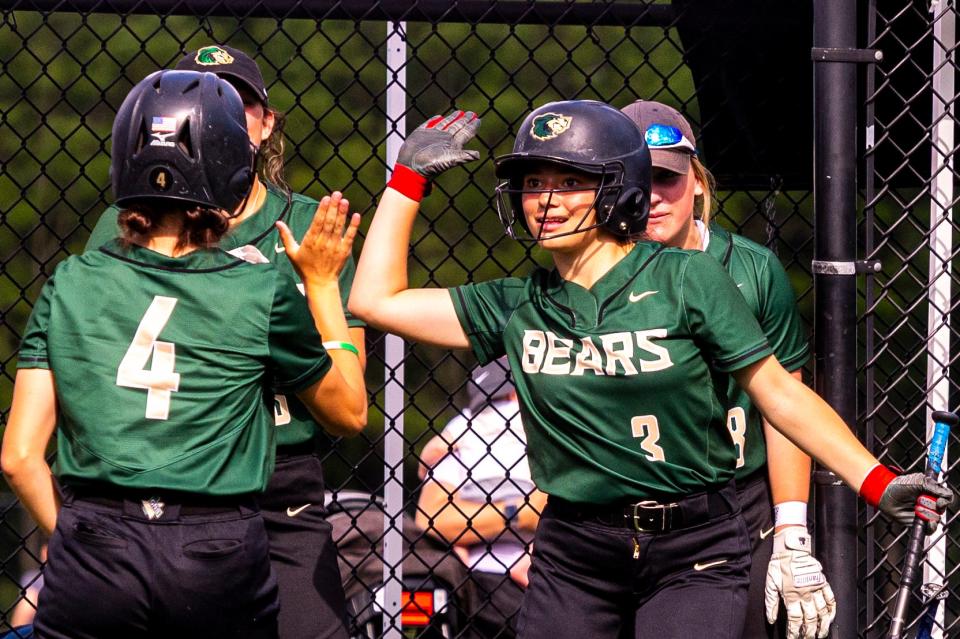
34, 488, 279, 639
257, 449, 350, 639
516, 482, 751, 639
736, 468, 785, 639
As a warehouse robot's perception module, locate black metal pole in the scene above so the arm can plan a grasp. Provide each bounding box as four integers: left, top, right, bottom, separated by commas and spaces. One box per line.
812, 1, 859, 638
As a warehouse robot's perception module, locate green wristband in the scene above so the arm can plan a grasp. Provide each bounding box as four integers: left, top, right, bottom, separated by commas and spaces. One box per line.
322, 340, 359, 356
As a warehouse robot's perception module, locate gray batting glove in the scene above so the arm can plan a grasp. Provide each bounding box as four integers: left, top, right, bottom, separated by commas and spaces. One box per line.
878, 473, 953, 534
764, 528, 836, 639
397, 111, 481, 178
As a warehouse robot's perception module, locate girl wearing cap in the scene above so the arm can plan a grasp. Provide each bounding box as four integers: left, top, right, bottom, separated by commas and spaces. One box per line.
3, 70, 365, 639
345, 101, 949, 639
84, 46, 365, 639
620, 100, 830, 639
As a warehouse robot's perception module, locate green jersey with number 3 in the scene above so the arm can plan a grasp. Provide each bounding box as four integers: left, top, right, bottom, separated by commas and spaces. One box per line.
18, 240, 331, 494
84, 185, 362, 447
704, 224, 809, 481
450, 242, 773, 503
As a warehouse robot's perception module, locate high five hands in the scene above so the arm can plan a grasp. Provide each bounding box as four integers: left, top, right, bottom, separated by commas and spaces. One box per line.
387, 110, 481, 202
277, 191, 361, 285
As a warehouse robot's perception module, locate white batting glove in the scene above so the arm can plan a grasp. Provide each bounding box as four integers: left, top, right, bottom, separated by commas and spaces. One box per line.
764, 527, 836, 639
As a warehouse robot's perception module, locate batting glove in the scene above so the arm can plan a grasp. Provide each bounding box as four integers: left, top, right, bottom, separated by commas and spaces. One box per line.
876, 472, 953, 534
387, 110, 481, 201
764, 527, 836, 639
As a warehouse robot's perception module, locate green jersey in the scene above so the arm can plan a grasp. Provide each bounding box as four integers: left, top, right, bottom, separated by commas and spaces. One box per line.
704, 224, 809, 480
85, 185, 362, 447
18, 240, 331, 494
450, 242, 773, 503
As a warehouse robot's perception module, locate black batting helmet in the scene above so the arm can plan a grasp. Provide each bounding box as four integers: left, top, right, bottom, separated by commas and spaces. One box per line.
111, 70, 254, 212
494, 100, 651, 239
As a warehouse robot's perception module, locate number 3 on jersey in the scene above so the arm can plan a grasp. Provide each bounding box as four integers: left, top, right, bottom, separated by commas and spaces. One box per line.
116, 296, 181, 420
631, 415, 666, 462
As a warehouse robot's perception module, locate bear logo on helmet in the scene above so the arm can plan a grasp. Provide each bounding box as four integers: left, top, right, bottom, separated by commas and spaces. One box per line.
195, 45, 235, 66
530, 113, 572, 141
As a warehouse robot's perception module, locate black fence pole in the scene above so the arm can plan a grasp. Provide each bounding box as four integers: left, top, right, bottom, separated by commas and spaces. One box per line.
812, 1, 860, 637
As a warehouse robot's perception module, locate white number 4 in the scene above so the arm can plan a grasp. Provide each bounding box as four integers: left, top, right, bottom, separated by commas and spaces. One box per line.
116, 296, 181, 420
631, 415, 666, 462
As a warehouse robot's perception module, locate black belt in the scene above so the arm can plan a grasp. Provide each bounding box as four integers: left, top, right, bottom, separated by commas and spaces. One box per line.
64, 484, 257, 519
548, 482, 739, 534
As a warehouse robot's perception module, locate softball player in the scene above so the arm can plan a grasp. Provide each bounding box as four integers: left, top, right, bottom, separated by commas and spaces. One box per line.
84, 45, 364, 639
2, 70, 366, 639
621, 100, 832, 639
346, 100, 950, 639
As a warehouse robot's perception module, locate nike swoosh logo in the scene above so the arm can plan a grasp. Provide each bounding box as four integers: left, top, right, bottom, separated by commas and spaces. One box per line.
275, 243, 286, 253
628, 290, 658, 303
693, 559, 728, 571
286, 503, 311, 517
759, 526, 775, 540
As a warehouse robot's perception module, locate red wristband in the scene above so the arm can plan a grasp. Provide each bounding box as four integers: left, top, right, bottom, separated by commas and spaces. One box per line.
387, 164, 430, 202
859, 464, 897, 508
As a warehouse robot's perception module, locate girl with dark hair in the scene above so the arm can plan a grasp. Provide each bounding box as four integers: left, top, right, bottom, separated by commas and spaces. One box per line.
84, 45, 365, 639
3, 69, 366, 639
345, 102, 951, 639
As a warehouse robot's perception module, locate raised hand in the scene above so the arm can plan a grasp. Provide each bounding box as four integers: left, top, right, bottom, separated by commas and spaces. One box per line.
387, 110, 481, 202
398, 110, 481, 177
276, 191, 360, 288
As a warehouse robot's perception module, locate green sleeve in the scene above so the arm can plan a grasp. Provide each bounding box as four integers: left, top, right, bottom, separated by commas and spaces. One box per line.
18, 277, 54, 370
338, 254, 365, 328
681, 252, 773, 372
268, 273, 333, 392
757, 254, 809, 372
84, 205, 122, 252
449, 277, 527, 364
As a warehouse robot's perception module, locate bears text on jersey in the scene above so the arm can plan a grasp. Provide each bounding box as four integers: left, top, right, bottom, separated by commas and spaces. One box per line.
521, 328, 674, 376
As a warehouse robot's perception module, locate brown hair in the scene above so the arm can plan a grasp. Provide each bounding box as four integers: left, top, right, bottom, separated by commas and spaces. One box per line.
691, 156, 717, 226
258, 107, 289, 194
118, 200, 230, 250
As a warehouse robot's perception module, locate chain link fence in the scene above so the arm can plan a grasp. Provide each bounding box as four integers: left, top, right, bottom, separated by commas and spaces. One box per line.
0, 1, 954, 637
860, 2, 959, 637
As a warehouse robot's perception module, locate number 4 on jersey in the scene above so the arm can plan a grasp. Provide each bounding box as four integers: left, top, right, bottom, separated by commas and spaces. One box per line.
116, 296, 181, 420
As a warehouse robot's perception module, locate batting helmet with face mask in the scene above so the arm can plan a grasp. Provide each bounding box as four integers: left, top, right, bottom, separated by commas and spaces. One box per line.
494, 100, 651, 240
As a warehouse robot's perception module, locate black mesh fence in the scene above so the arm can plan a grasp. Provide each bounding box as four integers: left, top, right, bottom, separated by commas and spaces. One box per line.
0, 1, 954, 637
860, 2, 959, 637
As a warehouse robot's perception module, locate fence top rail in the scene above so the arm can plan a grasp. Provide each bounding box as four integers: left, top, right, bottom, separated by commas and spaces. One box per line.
2, 0, 672, 23
0, 1, 804, 27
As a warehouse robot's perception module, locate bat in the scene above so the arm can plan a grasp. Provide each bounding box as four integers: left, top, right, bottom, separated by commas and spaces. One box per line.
886, 410, 955, 639
915, 582, 948, 639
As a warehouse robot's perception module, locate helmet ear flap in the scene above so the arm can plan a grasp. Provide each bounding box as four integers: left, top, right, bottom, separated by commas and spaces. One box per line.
605, 185, 650, 236
226, 166, 255, 212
